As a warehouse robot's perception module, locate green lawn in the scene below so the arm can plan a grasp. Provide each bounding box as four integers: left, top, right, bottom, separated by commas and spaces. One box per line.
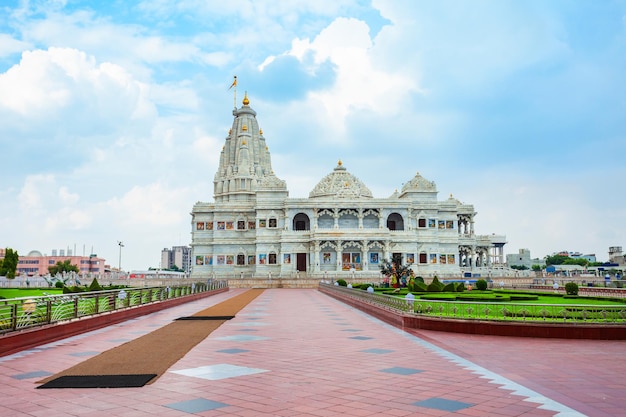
512, 295, 625, 305
0, 288, 63, 300
376, 289, 626, 322
382, 290, 626, 306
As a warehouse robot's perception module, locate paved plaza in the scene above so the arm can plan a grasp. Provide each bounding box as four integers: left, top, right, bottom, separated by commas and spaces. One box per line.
1, 288, 624, 416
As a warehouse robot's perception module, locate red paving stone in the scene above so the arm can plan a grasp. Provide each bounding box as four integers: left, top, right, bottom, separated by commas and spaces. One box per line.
1, 288, 623, 416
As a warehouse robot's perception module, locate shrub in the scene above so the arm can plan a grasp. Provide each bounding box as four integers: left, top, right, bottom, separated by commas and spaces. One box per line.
414, 276, 425, 283
414, 281, 428, 291
427, 276, 444, 292
88, 278, 103, 292
565, 282, 579, 296
442, 283, 456, 292
508, 294, 539, 301
55, 281, 64, 289
63, 285, 86, 294
475, 279, 488, 291
420, 293, 457, 300
456, 282, 466, 292
336, 279, 347, 287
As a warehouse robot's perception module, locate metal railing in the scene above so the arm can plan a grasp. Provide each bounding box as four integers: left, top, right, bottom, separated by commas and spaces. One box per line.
0, 280, 227, 334
320, 283, 626, 324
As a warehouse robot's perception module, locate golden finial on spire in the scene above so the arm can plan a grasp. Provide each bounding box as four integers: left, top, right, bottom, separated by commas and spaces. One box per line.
338, 159, 343, 166
259, 128, 263, 135
242, 91, 249, 106
242, 124, 248, 131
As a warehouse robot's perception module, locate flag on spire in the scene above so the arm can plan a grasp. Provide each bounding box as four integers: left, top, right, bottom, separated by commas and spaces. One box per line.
228, 76, 237, 90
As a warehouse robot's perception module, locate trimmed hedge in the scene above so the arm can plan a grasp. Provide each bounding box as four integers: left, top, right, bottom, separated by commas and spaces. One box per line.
427, 277, 444, 292
419, 293, 458, 300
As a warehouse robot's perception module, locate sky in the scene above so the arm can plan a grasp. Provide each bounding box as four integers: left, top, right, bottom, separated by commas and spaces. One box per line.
1, 0, 625, 271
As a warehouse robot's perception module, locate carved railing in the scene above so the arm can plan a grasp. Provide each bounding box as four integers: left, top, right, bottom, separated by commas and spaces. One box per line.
319, 283, 626, 324
0, 280, 227, 334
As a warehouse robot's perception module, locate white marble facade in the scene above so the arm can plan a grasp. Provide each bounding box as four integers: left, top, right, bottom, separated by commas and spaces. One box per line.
190, 94, 506, 278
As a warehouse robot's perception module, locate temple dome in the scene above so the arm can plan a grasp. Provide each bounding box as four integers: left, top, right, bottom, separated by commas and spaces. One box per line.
309, 161, 373, 199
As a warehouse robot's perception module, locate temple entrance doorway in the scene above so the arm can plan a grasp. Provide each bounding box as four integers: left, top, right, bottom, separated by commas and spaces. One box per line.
297, 253, 307, 272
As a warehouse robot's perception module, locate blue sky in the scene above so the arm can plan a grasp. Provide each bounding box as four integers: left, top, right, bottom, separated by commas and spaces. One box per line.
1, 0, 624, 271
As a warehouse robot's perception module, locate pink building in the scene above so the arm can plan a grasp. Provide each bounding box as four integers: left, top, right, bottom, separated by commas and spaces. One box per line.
13, 250, 106, 277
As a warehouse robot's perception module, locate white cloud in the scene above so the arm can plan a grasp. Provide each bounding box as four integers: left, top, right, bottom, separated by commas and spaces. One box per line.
44, 207, 92, 232
18, 174, 55, 211
192, 131, 223, 164
0, 47, 156, 129
0, 33, 32, 57
1, 1, 624, 270
260, 17, 421, 136
106, 183, 189, 227
58, 187, 79, 205
372, 1, 571, 94
14, 174, 91, 237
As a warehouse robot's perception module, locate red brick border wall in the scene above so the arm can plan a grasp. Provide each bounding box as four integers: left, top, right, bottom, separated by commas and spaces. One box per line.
320, 287, 626, 340
0, 287, 229, 357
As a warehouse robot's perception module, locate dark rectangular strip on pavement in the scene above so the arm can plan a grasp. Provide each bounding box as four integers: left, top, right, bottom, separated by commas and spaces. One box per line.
37, 374, 157, 389
175, 316, 235, 320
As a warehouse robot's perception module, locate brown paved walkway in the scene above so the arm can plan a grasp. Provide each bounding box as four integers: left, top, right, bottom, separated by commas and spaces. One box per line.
1, 288, 624, 416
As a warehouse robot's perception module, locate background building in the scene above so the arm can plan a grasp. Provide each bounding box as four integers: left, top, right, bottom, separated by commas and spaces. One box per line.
569, 252, 597, 263
609, 246, 625, 266
12, 249, 105, 277
160, 246, 192, 273
505, 248, 540, 269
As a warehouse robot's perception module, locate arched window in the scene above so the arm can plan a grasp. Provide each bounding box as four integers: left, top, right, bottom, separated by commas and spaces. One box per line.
317, 213, 333, 229
386, 213, 404, 231
293, 213, 310, 231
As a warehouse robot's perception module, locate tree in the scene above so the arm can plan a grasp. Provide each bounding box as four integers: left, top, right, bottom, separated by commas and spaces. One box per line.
379, 254, 413, 288
48, 259, 79, 276
531, 264, 543, 271
563, 258, 589, 267
545, 255, 569, 266
0, 248, 19, 278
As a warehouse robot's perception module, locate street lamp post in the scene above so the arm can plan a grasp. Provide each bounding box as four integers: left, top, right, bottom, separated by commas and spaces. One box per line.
118, 241, 124, 278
